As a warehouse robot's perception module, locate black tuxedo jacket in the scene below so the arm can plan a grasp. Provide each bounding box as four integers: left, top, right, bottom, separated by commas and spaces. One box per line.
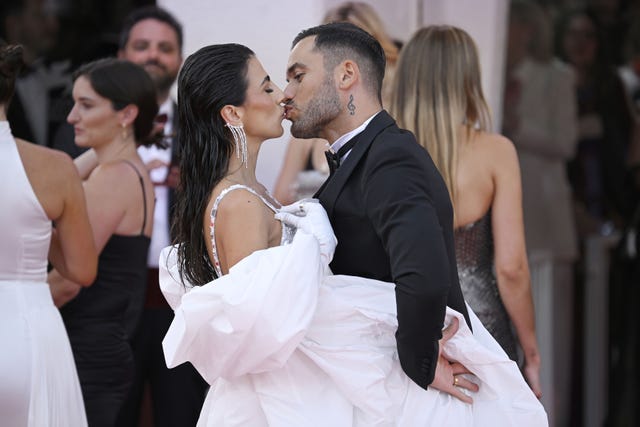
315, 111, 470, 390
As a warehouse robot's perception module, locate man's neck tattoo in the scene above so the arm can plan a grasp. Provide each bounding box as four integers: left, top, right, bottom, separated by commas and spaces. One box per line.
347, 94, 356, 116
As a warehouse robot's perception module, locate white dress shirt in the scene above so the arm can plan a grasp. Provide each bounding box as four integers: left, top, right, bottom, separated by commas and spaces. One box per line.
137, 99, 174, 268
330, 111, 380, 161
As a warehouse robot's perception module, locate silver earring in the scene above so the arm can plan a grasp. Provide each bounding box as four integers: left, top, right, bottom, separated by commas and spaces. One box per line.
226, 122, 248, 167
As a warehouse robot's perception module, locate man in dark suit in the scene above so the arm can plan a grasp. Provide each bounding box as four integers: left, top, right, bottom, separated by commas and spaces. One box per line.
2, 0, 71, 148
283, 22, 476, 400
116, 6, 206, 427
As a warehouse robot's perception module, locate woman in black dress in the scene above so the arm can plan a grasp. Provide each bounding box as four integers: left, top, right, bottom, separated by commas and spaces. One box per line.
48, 58, 159, 426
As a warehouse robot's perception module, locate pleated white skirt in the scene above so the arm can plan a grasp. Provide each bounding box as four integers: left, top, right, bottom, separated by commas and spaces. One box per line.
0, 280, 87, 427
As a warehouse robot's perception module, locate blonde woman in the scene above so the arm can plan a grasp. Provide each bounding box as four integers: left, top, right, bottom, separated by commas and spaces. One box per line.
390, 25, 542, 397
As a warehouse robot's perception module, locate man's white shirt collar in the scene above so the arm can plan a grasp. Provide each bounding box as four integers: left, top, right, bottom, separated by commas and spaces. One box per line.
330, 111, 381, 159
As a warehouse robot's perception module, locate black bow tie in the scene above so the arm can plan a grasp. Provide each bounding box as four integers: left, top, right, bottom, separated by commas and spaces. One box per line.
325, 150, 340, 176
324, 135, 360, 176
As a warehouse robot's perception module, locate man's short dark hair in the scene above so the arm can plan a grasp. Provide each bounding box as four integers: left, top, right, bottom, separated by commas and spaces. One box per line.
119, 6, 183, 52
292, 22, 386, 102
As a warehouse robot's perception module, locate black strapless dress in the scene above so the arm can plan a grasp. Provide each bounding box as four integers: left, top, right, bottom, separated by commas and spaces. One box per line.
454, 210, 518, 361
61, 234, 149, 427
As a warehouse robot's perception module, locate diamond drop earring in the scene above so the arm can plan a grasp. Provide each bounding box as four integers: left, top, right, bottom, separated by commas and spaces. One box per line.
225, 123, 248, 167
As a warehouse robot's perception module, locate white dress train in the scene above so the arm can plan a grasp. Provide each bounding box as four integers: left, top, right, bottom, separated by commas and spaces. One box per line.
160, 231, 548, 426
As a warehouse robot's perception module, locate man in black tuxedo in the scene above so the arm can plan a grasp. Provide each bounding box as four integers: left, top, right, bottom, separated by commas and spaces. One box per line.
283, 22, 476, 399
116, 6, 206, 427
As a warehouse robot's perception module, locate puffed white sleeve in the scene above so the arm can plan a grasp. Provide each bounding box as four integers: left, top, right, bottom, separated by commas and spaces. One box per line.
158, 231, 323, 385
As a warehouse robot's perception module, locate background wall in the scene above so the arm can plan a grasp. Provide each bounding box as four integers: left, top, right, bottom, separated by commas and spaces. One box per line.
159, 0, 508, 192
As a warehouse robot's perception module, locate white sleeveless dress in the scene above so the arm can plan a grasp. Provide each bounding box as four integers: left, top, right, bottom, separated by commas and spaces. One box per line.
0, 121, 87, 426
159, 185, 548, 426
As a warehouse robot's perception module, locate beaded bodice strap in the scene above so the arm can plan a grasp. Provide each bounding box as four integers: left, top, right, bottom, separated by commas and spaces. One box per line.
209, 184, 281, 278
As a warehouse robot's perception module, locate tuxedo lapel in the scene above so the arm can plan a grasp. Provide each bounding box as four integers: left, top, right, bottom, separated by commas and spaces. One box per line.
317, 111, 396, 217
313, 175, 330, 198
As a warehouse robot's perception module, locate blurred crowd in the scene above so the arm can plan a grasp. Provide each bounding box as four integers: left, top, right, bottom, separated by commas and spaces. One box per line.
2, 0, 640, 426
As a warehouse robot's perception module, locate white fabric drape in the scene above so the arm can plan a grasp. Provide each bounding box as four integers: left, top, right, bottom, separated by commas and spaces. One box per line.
160, 232, 548, 426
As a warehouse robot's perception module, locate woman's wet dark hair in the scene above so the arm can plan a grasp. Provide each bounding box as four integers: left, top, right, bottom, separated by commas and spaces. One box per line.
172, 43, 254, 286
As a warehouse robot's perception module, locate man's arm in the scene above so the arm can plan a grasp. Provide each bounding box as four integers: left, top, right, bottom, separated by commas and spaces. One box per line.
362, 135, 450, 388
363, 136, 478, 401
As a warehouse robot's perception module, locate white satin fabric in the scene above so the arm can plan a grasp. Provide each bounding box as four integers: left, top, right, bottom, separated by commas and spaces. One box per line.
160, 232, 547, 426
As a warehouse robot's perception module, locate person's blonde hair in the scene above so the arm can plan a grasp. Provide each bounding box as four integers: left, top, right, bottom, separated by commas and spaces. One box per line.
389, 25, 491, 205
323, 2, 399, 107
323, 2, 398, 64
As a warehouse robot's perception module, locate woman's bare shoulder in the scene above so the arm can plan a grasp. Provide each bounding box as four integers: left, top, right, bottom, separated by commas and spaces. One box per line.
472, 130, 514, 149
209, 185, 274, 251
211, 185, 273, 221
471, 131, 518, 161
470, 132, 521, 186
88, 159, 141, 184
15, 139, 77, 180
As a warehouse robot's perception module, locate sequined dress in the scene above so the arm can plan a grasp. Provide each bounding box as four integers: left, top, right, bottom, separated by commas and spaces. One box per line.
455, 210, 518, 361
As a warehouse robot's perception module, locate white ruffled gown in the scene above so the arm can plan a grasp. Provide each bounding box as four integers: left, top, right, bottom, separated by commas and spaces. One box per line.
159, 227, 548, 426
0, 121, 87, 426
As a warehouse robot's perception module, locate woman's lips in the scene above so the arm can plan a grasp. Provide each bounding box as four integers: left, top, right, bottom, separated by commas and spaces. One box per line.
284, 105, 294, 119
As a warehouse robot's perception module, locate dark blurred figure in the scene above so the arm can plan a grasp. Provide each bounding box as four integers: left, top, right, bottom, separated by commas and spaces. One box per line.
1, 0, 71, 148
609, 6, 640, 427
115, 6, 208, 427
556, 6, 640, 427
618, 20, 640, 113
587, 0, 629, 66
505, 2, 579, 424
556, 7, 635, 235
48, 0, 156, 159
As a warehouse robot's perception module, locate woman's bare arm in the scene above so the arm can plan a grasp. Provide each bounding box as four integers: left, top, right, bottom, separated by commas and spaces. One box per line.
73, 148, 99, 180
273, 138, 313, 205
490, 136, 542, 398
